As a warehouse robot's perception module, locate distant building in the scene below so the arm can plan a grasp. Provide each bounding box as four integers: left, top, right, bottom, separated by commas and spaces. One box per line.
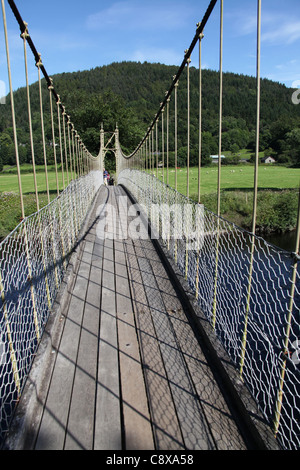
261, 156, 276, 164
210, 155, 226, 163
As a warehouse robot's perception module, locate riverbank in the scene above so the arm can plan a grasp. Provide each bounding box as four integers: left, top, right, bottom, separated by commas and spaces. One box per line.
0, 192, 55, 241
155, 164, 299, 247
1, 188, 298, 248
1, 164, 299, 244
198, 189, 299, 235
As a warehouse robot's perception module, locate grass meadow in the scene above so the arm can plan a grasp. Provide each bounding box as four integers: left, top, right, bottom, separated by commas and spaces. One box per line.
0, 162, 299, 239
151, 164, 300, 233
0, 165, 70, 239
154, 164, 300, 198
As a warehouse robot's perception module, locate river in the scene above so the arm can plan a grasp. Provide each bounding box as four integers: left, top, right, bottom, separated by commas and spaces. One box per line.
264, 230, 298, 252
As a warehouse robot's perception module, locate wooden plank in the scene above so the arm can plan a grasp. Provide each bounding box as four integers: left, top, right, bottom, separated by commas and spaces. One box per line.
30, 185, 248, 452
35, 291, 85, 449
64, 273, 100, 449
34, 189, 105, 450
94, 194, 122, 450
135, 241, 215, 450
124, 237, 185, 450
147, 247, 247, 450
114, 208, 154, 450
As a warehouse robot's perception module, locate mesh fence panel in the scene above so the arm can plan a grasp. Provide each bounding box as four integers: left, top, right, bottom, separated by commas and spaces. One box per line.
0, 170, 102, 444
119, 168, 300, 450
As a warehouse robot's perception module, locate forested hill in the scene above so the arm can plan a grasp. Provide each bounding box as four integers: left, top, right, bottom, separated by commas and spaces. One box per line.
0, 61, 300, 167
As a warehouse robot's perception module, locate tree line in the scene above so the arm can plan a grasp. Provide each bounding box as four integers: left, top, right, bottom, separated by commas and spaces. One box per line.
0, 61, 299, 171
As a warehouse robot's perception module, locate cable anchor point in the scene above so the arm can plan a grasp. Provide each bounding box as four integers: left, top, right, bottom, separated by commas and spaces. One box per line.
35, 53, 43, 68
20, 21, 29, 40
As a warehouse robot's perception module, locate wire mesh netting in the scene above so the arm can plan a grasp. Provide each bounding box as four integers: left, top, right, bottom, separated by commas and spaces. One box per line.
119, 168, 300, 450
0, 170, 102, 444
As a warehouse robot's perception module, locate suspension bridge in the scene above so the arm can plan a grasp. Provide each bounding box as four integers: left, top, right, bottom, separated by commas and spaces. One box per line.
0, 0, 299, 451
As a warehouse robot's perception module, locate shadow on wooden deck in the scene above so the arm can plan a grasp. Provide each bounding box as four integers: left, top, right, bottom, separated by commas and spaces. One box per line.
3, 186, 279, 451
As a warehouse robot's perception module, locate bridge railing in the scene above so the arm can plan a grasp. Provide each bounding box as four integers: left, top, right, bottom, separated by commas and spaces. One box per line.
0, 0, 102, 444
118, 167, 300, 451
116, 0, 300, 450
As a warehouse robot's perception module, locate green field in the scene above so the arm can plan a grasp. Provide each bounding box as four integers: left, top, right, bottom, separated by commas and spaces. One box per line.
1, 163, 299, 196
0, 165, 69, 194
150, 164, 300, 234
0, 165, 71, 240
154, 164, 300, 199
0, 163, 299, 239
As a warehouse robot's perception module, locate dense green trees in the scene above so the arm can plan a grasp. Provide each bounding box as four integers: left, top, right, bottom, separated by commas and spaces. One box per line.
0, 61, 299, 168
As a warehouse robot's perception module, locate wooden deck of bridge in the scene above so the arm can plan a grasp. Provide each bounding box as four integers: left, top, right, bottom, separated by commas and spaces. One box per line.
6, 185, 261, 451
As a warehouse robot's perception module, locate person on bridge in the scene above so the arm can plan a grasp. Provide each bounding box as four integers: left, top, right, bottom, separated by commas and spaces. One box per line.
103, 168, 109, 185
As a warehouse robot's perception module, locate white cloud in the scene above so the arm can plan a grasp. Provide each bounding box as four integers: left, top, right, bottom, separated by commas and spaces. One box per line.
225, 7, 300, 46
131, 47, 182, 66
86, 0, 193, 32
262, 21, 300, 45
236, 15, 257, 36
264, 59, 300, 86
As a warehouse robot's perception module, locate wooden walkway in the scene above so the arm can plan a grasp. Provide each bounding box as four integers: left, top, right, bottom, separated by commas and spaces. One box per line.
6, 186, 256, 450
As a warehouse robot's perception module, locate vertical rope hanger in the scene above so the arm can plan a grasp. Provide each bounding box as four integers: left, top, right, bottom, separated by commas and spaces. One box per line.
152, 126, 155, 175
76, 134, 80, 176
149, 128, 152, 173
1, 0, 23, 395
156, 119, 159, 178
22, 21, 40, 212
71, 125, 76, 178
217, 2, 223, 219
211, 0, 223, 330
20, 30, 52, 310
67, 117, 73, 180
36, 53, 50, 205
62, 107, 69, 186
20, 20, 42, 341
174, 78, 178, 192
240, 0, 262, 378
274, 188, 300, 436
195, 31, 204, 300
56, 95, 65, 190
166, 95, 170, 186
186, 51, 191, 199
48, 78, 59, 197
1, 0, 24, 220
198, 33, 204, 204
161, 106, 165, 183
37, 63, 60, 289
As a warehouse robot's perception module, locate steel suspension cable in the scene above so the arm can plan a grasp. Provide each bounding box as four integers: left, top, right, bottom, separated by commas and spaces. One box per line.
117, 0, 218, 161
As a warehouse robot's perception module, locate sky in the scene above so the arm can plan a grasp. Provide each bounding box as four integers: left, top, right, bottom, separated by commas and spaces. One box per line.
0, 0, 300, 96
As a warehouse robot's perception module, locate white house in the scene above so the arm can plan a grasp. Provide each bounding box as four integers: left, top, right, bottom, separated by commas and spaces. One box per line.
261, 156, 276, 164
210, 155, 226, 163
